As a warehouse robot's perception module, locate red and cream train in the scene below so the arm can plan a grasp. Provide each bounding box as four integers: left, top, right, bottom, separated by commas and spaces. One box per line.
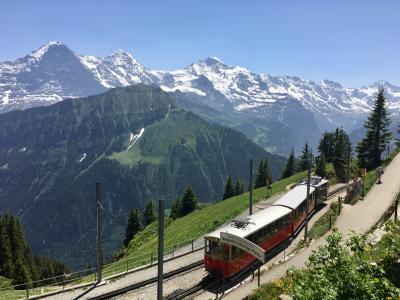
204, 176, 329, 277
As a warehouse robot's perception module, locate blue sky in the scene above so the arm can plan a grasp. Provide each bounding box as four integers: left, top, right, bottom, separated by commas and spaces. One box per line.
1, 0, 399, 87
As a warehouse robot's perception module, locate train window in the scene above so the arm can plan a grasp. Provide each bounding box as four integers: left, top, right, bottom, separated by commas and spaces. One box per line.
223, 245, 229, 260
231, 246, 239, 260
207, 240, 222, 257
257, 228, 265, 244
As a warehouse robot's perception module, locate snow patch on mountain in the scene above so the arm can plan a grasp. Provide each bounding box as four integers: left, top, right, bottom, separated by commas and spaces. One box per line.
79, 153, 87, 162
127, 128, 145, 150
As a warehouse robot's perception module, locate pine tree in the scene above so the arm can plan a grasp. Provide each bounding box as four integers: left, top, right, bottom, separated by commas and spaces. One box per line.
0, 217, 14, 277
124, 208, 141, 247
13, 259, 32, 289
234, 180, 242, 196
223, 176, 235, 199
180, 186, 197, 216
254, 159, 272, 188
142, 200, 156, 227
333, 128, 352, 182
318, 132, 335, 162
298, 142, 311, 172
169, 197, 181, 220
281, 148, 295, 179
356, 87, 391, 169
315, 155, 327, 178
396, 124, 400, 149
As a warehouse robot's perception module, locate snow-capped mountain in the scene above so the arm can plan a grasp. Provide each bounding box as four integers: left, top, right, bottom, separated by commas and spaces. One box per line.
0, 42, 105, 112
153, 58, 400, 131
1, 41, 399, 134
79, 49, 157, 88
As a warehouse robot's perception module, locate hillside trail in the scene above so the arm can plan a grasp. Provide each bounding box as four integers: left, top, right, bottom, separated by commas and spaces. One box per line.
205, 153, 400, 300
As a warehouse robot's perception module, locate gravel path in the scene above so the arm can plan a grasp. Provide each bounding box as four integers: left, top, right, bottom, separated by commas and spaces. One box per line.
209, 153, 400, 300
42, 251, 203, 300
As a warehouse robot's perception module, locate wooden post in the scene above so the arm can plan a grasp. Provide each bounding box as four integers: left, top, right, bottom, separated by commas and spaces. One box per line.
151, 252, 153, 265
329, 213, 332, 229
395, 198, 398, 223
258, 267, 260, 286
191, 240, 194, 252
362, 176, 365, 199
126, 258, 129, 272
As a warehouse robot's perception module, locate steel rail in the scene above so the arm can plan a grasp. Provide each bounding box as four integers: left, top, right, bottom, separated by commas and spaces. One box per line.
88, 260, 204, 300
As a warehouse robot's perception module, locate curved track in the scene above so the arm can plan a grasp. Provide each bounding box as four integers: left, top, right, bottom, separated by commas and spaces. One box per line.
88, 260, 203, 300
90, 185, 348, 300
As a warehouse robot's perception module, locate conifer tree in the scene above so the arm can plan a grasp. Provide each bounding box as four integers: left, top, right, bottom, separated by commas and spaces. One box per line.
333, 128, 352, 182
396, 124, 400, 148
13, 259, 32, 289
142, 200, 157, 227
356, 87, 391, 169
281, 148, 296, 179
298, 142, 312, 172
223, 176, 235, 199
234, 180, 242, 196
315, 155, 327, 178
0, 213, 69, 284
169, 197, 181, 220
180, 186, 197, 216
318, 132, 335, 162
0, 218, 14, 277
124, 208, 141, 247
254, 159, 272, 188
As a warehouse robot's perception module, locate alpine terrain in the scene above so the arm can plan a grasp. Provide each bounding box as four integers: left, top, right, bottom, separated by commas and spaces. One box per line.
0, 84, 285, 268
2, 42, 400, 154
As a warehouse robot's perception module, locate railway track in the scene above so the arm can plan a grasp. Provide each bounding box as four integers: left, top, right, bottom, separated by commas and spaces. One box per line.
88, 260, 204, 300
164, 184, 350, 299
89, 184, 348, 300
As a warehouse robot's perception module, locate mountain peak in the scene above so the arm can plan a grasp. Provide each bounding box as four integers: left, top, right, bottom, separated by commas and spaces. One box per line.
107, 49, 138, 65
200, 57, 226, 66
28, 41, 70, 60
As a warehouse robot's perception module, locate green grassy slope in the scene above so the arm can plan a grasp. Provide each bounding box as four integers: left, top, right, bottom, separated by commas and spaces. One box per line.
120, 170, 307, 260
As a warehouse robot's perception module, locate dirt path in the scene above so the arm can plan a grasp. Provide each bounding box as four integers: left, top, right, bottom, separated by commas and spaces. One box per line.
204, 154, 400, 300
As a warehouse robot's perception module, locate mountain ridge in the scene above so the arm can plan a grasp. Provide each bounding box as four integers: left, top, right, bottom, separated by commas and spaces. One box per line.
1, 41, 399, 154
2, 41, 399, 120
0, 84, 285, 268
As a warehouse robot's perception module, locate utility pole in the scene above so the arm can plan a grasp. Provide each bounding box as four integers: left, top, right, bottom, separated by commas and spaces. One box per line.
157, 199, 165, 300
249, 159, 253, 215
96, 181, 102, 283
304, 154, 311, 241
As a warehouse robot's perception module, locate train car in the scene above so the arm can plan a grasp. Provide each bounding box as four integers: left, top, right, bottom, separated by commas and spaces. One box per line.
272, 184, 317, 232
204, 176, 328, 277
272, 176, 328, 232
204, 205, 292, 277
309, 176, 329, 205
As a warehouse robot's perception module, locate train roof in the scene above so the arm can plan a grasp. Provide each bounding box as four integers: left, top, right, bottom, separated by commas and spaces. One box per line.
272, 184, 315, 210
204, 205, 292, 240
307, 176, 329, 188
